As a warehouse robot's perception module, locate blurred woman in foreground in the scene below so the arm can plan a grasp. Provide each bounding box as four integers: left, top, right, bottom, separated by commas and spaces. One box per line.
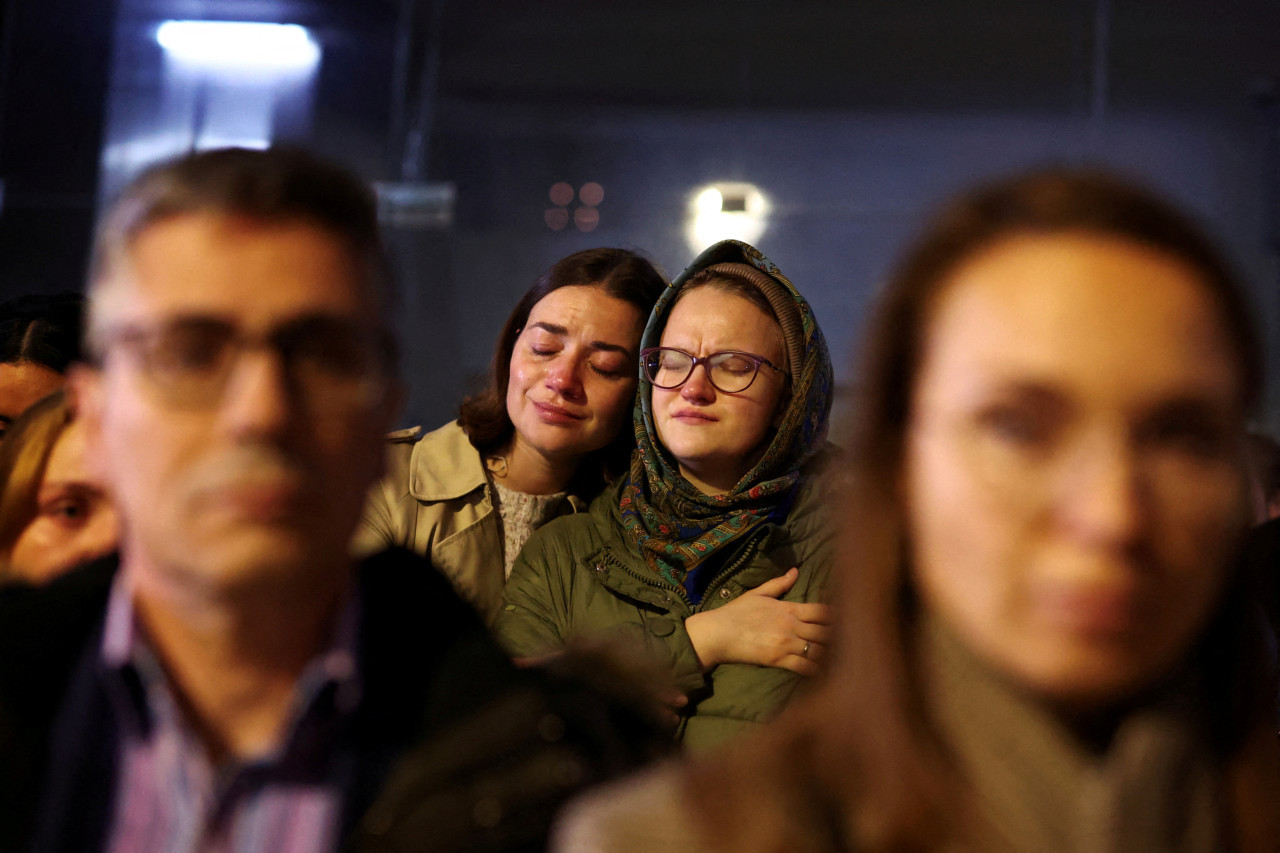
555, 169, 1280, 851
0, 391, 118, 583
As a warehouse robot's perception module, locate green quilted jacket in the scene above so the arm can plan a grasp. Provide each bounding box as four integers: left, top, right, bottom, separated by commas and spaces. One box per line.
495, 467, 834, 752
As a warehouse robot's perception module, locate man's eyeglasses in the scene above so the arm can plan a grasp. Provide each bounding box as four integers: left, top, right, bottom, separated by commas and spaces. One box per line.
96, 316, 396, 411
641, 347, 784, 394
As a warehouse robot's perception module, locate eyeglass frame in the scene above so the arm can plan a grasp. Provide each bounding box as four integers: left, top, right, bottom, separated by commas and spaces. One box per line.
91, 314, 398, 411
640, 346, 786, 394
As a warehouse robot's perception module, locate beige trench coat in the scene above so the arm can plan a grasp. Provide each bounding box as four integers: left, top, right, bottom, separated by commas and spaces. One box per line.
354, 420, 584, 625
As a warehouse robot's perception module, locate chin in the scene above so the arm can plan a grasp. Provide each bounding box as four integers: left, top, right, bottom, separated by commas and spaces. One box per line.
1008, 647, 1179, 711
190, 528, 336, 591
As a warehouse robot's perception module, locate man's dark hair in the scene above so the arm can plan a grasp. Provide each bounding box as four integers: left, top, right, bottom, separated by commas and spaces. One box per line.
87, 146, 393, 356
0, 293, 85, 373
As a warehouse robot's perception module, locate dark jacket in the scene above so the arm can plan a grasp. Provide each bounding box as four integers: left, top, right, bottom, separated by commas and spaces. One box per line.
0, 549, 665, 852
495, 468, 834, 752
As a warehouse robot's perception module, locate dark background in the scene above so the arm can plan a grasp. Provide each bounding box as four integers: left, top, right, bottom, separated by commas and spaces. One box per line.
2, 0, 1278, 432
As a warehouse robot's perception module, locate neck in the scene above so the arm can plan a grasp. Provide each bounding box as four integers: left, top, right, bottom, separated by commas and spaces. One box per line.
124, 556, 349, 763
499, 434, 579, 495
678, 462, 746, 496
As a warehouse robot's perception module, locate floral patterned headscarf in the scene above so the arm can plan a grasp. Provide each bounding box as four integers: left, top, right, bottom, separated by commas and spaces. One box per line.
619, 241, 833, 588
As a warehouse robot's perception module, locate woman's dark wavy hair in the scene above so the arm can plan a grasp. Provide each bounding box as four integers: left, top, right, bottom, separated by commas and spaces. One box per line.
457, 248, 666, 492
688, 167, 1279, 852
0, 293, 84, 373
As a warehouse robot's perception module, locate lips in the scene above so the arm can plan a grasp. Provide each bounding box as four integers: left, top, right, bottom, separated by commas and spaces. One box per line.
533, 401, 587, 424
670, 409, 717, 423
1036, 582, 1143, 638
207, 481, 304, 521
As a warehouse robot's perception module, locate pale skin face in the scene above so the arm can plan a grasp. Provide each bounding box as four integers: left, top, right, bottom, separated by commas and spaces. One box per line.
652, 286, 788, 495
0, 361, 64, 438
8, 420, 119, 583
75, 213, 399, 605
905, 232, 1249, 709
504, 285, 644, 490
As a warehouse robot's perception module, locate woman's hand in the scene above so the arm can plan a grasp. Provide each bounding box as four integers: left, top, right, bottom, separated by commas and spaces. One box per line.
685, 567, 832, 675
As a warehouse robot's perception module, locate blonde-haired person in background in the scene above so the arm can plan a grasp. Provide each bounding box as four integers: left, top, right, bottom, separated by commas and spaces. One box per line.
0, 390, 117, 583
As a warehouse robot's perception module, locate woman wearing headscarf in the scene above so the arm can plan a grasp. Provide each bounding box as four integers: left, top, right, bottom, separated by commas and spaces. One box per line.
553, 169, 1280, 852
496, 240, 835, 751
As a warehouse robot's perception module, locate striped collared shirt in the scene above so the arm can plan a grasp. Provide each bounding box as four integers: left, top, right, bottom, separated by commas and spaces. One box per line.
99, 576, 363, 853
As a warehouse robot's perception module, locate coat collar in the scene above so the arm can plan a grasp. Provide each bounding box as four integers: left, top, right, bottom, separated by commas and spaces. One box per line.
406, 421, 489, 502
405, 420, 590, 512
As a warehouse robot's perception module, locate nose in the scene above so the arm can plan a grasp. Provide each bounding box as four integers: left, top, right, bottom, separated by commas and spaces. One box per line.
1058, 434, 1145, 550
545, 356, 585, 402
679, 362, 715, 403
217, 347, 296, 442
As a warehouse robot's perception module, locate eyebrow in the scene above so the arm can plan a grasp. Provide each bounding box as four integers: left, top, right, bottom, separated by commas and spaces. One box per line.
528, 322, 634, 357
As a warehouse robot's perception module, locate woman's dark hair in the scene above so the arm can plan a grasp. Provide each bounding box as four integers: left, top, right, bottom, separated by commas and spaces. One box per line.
0, 293, 85, 373
457, 248, 666, 490
688, 167, 1279, 852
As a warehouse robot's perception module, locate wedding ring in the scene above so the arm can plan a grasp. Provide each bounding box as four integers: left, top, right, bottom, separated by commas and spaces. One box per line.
801, 641, 811, 658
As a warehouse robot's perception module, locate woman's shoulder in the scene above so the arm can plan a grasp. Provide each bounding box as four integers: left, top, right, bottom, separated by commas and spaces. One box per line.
381, 419, 487, 502
518, 497, 618, 566
785, 456, 840, 532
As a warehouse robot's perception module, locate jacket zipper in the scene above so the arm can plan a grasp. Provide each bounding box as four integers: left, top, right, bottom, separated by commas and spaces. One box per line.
696, 534, 763, 612
606, 553, 692, 608
602, 527, 767, 612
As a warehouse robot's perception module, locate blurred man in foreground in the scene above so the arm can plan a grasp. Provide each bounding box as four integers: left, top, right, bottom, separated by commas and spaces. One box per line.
0, 147, 659, 852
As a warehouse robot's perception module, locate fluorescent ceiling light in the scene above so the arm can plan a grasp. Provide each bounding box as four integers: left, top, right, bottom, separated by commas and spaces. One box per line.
156, 21, 320, 71
686, 182, 770, 252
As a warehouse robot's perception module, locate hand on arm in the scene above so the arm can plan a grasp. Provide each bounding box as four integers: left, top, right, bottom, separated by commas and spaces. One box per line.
684, 567, 832, 676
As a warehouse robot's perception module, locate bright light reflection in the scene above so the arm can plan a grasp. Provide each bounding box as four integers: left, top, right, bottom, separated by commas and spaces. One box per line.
686, 182, 770, 251
156, 21, 320, 71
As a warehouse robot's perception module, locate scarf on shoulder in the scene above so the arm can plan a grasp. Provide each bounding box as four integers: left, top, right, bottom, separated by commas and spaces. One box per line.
618, 241, 833, 588
920, 615, 1223, 853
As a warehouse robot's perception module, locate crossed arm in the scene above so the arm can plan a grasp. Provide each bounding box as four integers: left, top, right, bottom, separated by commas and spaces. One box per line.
685, 567, 832, 677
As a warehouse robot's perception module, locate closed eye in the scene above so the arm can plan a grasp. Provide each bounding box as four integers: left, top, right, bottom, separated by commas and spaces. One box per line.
589, 363, 625, 379
1137, 401, 1234, 460
971, 384, 1070, 451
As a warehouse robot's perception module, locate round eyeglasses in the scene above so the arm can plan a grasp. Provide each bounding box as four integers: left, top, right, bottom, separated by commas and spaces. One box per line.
641, 347, 785, 394
96, 315, 397, 412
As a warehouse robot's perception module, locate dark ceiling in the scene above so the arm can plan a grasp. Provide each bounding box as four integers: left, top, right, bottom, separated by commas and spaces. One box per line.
426, 0, 1280, 115
5, 0, 1280, 294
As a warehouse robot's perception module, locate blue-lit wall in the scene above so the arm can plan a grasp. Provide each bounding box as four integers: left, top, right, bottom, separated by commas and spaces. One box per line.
399, 105, 1278, 435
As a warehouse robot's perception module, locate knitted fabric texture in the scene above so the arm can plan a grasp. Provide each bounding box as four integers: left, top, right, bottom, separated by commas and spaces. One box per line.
491, 480, 567, 580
